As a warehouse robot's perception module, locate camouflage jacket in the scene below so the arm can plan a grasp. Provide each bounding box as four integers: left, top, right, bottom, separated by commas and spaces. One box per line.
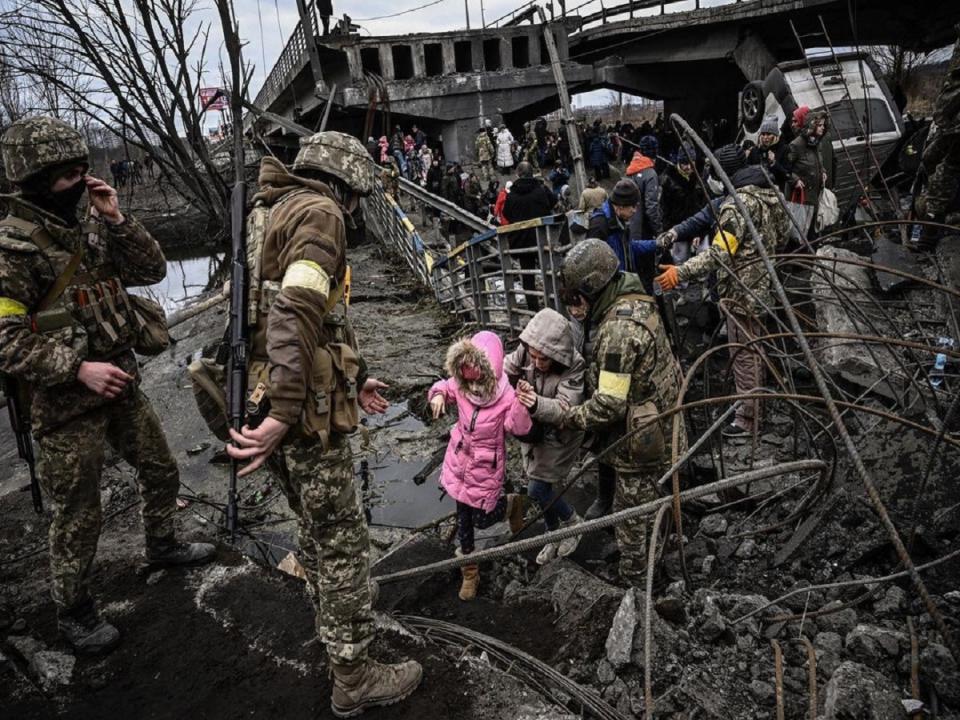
249, 157, 366, 429
0, 197, 165, 435
934, 26, 960, 136
675, 184, 790, 316
564, 273, 681, 471
475, 133, 494, 164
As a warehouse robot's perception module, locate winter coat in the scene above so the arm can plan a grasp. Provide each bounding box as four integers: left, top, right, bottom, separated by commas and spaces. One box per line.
577, 186, 608, 213
786, 113, 833, 208
503, 309, 585, 484
475, 132, 494, 164
496, 129, 515, 168
746, 141, 790, 187
588, 200, 657, 287
587, 134, 608, 168
626, 153, 663, 238
503, 176, 554, 223
377, 137, 389, 164
660, 165, 705, 229
429, 331, 532, 511
494, 188, 509, 223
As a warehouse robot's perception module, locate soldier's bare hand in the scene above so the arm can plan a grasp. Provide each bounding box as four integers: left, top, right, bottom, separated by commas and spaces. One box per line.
226, 417, 290, 477
429, 394, 446, 419
84, 175, 124, 224
359, 378, 389, 415
77, 361, 132, 399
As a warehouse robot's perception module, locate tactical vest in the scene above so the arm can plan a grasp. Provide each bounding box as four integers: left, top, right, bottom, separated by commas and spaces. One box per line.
601, 293, 684, 469
245, 188, 360, 445
0, 213, 140, 360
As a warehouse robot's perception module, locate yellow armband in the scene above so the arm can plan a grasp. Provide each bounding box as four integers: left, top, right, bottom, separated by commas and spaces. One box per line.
712, 230, 739, 254
0, 297, 28, 317
281, 260, 331, 297
598, 370, 631, 400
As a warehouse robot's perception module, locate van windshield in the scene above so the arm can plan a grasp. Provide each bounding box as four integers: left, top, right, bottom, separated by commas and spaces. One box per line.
823, 98, 896, 138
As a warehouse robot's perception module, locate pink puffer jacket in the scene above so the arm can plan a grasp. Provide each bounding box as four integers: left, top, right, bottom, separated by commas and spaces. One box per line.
428, 331, 532, 512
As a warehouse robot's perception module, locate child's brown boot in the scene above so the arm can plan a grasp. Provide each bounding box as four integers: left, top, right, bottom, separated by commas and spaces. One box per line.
459, 564, 479, 601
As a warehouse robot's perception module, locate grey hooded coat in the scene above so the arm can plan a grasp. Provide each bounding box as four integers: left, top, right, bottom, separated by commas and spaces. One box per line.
503, 309, 586, 484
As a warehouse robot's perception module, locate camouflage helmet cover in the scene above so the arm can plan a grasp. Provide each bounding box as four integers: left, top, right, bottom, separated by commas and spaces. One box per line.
292, 131, 374, 196
1, 116, 89, 184
560, 238, 620, 298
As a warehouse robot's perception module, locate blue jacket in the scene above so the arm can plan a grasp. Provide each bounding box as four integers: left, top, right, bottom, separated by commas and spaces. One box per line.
589, 200, 657, 276
673, 197, 724, 243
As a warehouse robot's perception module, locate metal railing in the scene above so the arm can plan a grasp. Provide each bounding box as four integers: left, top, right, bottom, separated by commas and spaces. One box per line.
253, 1, 321, 112
365, 181, 570, 335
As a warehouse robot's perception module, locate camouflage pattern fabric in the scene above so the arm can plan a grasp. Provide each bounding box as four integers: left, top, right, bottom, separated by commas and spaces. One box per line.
475, 133, 495, 185
565, 275, 682, 473
563, 273, 683, 585
922, 136, 960, 218
933, 26, 960, 137
275, 433, 374, 664
614, 468, 660, 585
1, 116, 88, 183
675, 185, 791, 317
0, 197, 166, 435
36, 389, 179, 609
292, 131, 375, 196
524, 131, 540, 170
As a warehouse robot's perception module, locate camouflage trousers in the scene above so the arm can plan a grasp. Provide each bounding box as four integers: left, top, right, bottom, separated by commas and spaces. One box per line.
922, 132, 960, 218
613, 465, 663, 586
36, 389, 179, 610
477, 161, 494, 185
723, 307, 767, 432
275, 432, 373, 665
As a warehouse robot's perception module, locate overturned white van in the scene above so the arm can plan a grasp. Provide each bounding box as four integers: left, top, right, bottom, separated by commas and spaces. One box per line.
740, 52, 904, 213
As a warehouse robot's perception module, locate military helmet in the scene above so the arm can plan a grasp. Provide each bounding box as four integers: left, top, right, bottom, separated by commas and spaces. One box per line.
560, 239, 620, 298
292, 131, 374, 196
1, 116, 89, 184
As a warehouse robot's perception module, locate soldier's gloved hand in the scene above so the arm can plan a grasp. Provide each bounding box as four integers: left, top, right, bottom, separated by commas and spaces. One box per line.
655, 264, 680, 292
656, 228, 678, 249
227, 417, 290, 477
429, 394, 446, 419
359, 378, 389, 415
77, 361, 133, 399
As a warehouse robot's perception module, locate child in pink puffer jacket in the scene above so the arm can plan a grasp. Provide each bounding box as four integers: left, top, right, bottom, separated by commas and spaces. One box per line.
428, 331, 532, 601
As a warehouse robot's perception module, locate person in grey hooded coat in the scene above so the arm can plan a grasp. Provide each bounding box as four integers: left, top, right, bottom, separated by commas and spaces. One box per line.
504, 308, 586, 565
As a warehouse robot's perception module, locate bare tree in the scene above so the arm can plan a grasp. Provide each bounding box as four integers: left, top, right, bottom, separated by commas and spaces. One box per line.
0, 0, 253, 230
869, 45, 936, 111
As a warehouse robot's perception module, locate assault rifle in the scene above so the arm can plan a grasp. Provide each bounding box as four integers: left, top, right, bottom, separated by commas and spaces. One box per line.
4, 377, 43, 514
225, 180, 248, 543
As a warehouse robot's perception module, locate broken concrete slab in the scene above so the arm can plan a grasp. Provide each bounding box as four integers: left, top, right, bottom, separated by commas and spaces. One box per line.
872, 235, 920, 292
30, 650, 75, 693
823, 661, 904, 720
605, 588, 638, 669
811, 246, 918, 407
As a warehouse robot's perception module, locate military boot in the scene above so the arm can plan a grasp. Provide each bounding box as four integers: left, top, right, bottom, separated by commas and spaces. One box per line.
330, 657, 423, 718
58, 599, 121, 655
585, 468, 616, 520
145, 535, 216, 566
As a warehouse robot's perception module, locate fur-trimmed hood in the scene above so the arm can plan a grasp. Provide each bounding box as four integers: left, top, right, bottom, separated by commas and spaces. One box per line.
444, 330, 506, 407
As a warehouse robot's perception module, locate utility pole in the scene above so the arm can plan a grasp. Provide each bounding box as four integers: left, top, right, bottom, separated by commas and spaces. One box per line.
295, 0, 326, 95
537, 8, 586, 202
464, 0, 471, 29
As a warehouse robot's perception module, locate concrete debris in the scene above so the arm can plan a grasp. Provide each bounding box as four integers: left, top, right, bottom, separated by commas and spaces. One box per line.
30, 651, 75, 693
873, 585, 907, 617
872, 235, 920, 293
698, 514, 728, 537
654, 596, 687, 625
605, 588, 638, 669
901, 699, 925, 715
815, 602, 859, 636
919, 642, 959, 705
6, 634, 44, 665
844, 624, 905, 666
823, 661, 904, 720
733, 538, 757, 559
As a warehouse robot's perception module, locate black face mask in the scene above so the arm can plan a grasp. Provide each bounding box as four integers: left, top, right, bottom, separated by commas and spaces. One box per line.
23, 178, 87, 226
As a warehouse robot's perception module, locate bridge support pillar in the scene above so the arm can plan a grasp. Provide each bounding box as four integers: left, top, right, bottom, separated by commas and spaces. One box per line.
441, 40, 456, 74
379, 44, 395, 80
528, 29, 541, 66
499, 38, 513, 71
412, 42, 426, 77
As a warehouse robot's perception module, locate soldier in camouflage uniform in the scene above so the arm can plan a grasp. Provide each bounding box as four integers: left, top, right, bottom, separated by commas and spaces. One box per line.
225, 132, 421, 717
559, 239, 683, 586
656, 144, 791, 436
523, 122, 540, 171
915, 25, 960, 251
0, 117, 215, 654
475, 127, 495, 185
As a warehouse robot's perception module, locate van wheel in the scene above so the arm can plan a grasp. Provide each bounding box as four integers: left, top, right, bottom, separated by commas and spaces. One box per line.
741, 82, 765, 133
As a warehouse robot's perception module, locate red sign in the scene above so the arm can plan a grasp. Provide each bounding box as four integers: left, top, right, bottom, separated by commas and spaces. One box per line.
199, 87, 228, 111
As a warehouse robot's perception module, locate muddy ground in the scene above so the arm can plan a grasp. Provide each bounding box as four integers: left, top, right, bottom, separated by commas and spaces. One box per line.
2, 194, 960, 718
